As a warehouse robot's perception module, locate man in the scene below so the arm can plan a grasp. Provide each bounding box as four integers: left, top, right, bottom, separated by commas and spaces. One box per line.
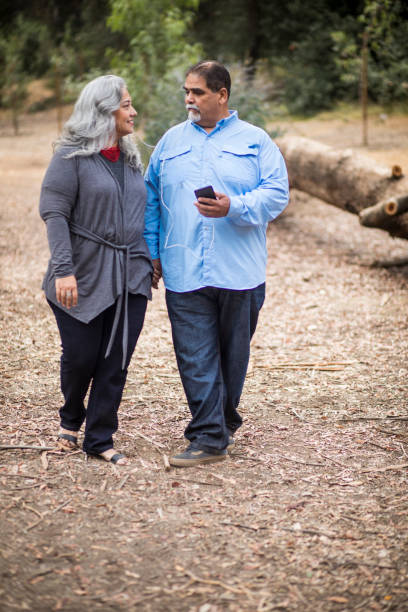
144, 61, 289, 467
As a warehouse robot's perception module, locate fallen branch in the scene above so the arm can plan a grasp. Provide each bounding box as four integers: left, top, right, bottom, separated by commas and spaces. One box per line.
375, 427, 408, 438
207, 472, 236, 485
317, 453, 350, 469
276, 453, 324, 468
162, 454, 171, 471
8, 483, 44, 491
221, 521, 264, 532
40, 450, 49, 471
168, 477, 222, 487
122, 430, 165, 449
117, 474, 130, 490
0, 474, 47, 480
231, 454, 265, 462
0, 444, 55, 451
280, 526, 361, 540
337, 416, 408, 422
361, 463, 408, 474
176, 565, 252, 596
25, 498, 72, 532
331, 560, 397, 571
257, 361, 355, 371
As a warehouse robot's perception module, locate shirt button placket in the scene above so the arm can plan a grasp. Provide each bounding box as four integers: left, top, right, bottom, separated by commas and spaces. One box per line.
201, 136, 214, 284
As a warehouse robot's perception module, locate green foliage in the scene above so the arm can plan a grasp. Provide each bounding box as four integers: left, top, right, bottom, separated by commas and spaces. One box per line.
2, 0, 408, 130
142, 62, 194, 146
331, 29, 361, 95
358, 0, 394, 45
330, 0, 408, 107
0, 16, 45, 132
228, 65, 270, 130
366, 24, 408, 107
107, 0, 200, 111
361, 0, 408, 107
279, 26, 345, 115
106, 0, 203, 142
0, 2, 115, 113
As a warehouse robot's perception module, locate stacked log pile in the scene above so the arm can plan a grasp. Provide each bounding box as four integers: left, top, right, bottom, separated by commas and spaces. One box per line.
277, 136, 408, 240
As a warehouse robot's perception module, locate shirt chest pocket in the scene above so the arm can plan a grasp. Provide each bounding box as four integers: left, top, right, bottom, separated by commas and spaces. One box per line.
218, 144, 260, 186
159, 145, 193, 185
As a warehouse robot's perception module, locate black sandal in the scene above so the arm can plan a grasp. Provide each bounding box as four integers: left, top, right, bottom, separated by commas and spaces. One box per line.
57, 433, 78, 450
107, 453, 126, 464
86, 451, 128, 465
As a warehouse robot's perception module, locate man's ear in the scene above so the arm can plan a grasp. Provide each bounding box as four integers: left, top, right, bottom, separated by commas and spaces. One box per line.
218, 88, 229, 105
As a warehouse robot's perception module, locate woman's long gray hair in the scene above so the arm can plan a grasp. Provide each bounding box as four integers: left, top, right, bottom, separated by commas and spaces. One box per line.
55, 74, 143, 171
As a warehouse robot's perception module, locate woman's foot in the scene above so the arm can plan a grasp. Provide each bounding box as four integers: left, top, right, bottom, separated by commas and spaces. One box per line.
99, 449, 129, 465
57, 428, 79, 450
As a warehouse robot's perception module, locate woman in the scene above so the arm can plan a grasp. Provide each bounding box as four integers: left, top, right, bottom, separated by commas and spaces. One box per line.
40, 74, 156, 465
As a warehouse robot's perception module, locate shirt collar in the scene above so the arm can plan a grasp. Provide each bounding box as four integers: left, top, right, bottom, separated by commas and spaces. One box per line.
189, 109, 238, 134
217, 109, 238, 127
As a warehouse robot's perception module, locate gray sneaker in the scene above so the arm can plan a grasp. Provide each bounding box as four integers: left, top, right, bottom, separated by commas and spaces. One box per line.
169, 445, 227, 467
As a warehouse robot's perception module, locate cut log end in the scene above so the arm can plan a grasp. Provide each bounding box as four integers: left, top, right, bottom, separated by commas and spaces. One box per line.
359, 194, 408, 238
392, 165, 403, 179
384, 200, 398, 216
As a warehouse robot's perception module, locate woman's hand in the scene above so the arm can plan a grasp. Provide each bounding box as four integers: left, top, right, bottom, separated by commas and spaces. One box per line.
56, 275, 78, 309
152, 259, 162, 289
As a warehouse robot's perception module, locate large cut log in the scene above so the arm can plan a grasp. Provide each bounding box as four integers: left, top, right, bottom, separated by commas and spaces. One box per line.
277, 136, 408, 239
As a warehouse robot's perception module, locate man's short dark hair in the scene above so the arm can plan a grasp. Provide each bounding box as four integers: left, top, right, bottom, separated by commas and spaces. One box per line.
186, 61, 231, 98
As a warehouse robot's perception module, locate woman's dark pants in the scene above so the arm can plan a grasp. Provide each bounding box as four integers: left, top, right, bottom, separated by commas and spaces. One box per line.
165, 284, 265, 452
49, 294, 147, 455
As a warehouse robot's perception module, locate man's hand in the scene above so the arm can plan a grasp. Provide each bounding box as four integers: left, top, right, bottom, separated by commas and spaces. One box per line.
194, 191, 230, 218
152, 258, 162, 289
56, 275, 78, 309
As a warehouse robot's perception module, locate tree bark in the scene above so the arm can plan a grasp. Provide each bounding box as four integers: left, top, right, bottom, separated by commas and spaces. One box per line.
361, 30, 369, 146
277, 136, 408, 239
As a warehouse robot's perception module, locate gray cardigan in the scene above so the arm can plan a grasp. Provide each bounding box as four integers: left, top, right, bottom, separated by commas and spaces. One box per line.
40, 147, 153, 365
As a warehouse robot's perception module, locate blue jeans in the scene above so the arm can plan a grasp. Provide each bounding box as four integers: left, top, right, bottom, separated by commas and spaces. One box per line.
49, 294, 147, 455
166, 284, 265, 451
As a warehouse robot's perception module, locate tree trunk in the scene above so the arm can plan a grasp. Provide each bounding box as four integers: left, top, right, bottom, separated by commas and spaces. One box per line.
277, 136, 408, 239
361, 30, 369, 146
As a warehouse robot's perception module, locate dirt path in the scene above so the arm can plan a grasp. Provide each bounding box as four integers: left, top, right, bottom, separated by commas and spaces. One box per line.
1, 110, 408, 612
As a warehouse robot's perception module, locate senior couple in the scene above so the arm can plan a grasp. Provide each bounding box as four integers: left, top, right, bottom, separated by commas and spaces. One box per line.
40, 61, 289, 468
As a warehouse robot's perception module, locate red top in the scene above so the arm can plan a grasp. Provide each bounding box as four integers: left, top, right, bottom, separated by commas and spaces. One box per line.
100, 146, 120, 162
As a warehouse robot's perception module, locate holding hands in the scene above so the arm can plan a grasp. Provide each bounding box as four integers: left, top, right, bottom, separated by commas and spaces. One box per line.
152, 259, 162, 289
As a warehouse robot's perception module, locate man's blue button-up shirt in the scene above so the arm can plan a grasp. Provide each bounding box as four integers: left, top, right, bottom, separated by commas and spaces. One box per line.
144, 111, 289, 292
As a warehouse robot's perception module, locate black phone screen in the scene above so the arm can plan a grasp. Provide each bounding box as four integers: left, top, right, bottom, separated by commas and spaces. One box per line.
194, 185, 217, 200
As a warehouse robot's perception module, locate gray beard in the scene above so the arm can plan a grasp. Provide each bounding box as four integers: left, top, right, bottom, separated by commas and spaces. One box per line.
187, 109, 201, 122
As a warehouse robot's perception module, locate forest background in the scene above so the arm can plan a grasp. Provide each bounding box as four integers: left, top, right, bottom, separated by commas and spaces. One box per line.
1, 0, 408, 150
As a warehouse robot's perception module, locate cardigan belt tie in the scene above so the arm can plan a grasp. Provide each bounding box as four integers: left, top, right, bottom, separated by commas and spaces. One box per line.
70, 221, 144, 369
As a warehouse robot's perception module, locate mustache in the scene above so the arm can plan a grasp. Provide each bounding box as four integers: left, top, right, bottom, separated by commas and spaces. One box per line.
186, 104, 200, 111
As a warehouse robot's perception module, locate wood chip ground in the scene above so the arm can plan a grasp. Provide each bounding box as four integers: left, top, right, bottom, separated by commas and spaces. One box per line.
0, 109, 407, 611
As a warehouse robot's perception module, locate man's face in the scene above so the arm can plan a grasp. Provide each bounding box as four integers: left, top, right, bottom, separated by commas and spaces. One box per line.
184, 73, 228, 129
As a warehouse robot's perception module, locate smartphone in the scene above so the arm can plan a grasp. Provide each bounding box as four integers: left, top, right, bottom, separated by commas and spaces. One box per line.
194, 185, 217, 201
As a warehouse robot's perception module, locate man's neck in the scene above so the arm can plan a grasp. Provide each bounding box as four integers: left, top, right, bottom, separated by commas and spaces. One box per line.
199, 110, 230, 133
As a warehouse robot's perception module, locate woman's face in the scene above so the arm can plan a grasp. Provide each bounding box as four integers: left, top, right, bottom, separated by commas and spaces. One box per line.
113, 89, 137, 140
